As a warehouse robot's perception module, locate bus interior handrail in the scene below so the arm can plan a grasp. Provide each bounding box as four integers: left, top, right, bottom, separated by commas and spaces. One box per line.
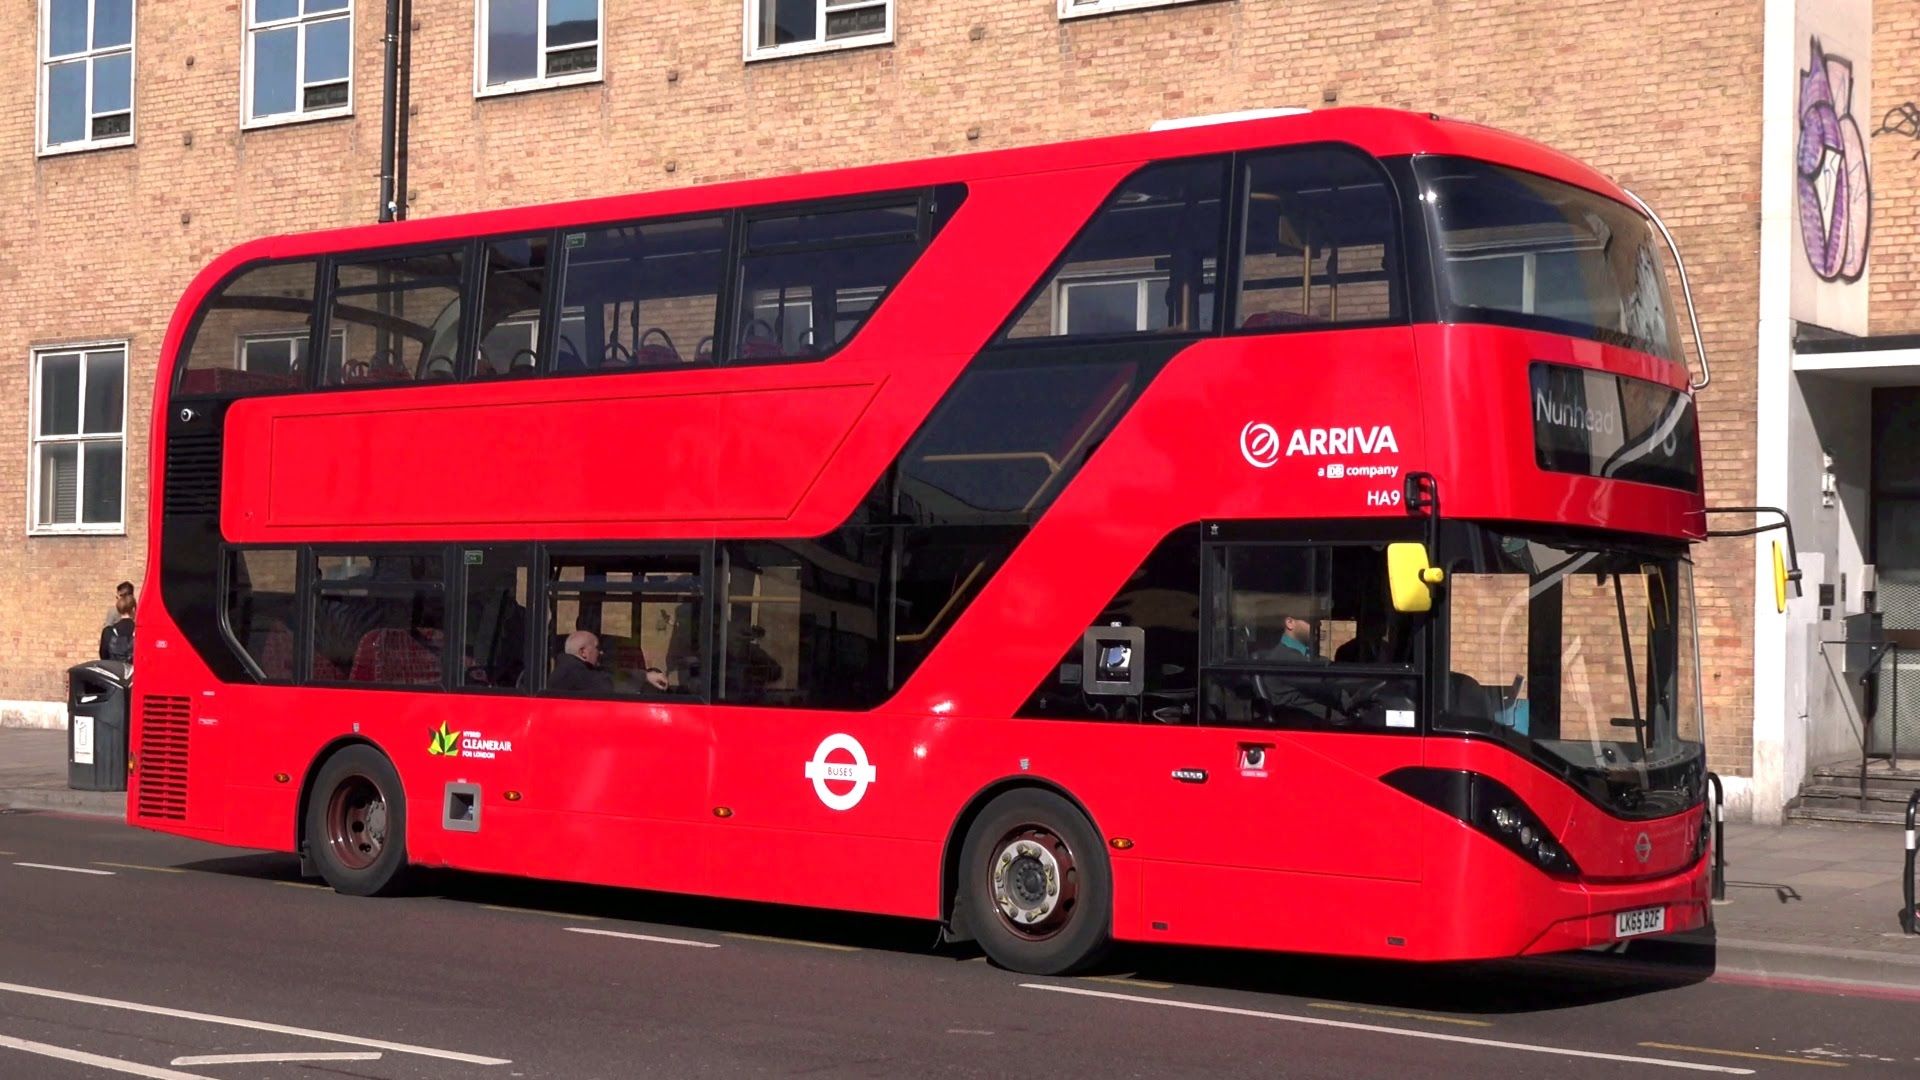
1623, 187, 1711, 393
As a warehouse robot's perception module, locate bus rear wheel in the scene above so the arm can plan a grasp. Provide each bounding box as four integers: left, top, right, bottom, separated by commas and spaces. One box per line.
305, 745, 409, 897
959, 789, 1111, 975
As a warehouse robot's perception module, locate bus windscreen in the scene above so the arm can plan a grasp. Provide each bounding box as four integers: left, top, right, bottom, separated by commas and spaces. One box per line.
1417, 156, 1684, 364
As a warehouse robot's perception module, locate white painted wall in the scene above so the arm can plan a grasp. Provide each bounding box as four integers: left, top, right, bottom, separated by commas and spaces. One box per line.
1750, 0, 1799, 824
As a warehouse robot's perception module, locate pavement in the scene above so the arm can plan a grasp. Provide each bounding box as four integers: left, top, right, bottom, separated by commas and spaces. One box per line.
0, 727, 124, 818
3, 725, 1917, 994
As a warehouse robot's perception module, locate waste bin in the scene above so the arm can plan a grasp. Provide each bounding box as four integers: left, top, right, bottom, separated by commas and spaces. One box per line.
68, 660, 131, 792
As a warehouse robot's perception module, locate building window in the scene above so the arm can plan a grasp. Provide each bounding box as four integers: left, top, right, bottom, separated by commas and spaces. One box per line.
478, 0, 602, 95
745, 0, 892, 62
1058, 0, 1205, 19
244, 0, 352, 128
237, 328, 344, 385
31, 343, 126, 534
40, 0, 135, 155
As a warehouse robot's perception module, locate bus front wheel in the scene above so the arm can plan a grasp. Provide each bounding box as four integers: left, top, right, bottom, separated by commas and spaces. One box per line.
959, 789, 1111, 975
305, 745, 409, 897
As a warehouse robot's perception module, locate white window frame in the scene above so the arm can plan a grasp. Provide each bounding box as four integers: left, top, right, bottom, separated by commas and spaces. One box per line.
38, 0, 137, 157
1058, 0, 1205, 19
475, 0, 605, 98
28, 341, 129, 537
242, 0, 354, 131
1055, 275, 1167, 335
743, 0, 893, 63
237, 327, 345, 377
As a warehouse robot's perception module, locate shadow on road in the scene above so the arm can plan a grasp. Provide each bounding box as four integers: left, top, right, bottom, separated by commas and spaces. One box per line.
175, 850, 1713, 1015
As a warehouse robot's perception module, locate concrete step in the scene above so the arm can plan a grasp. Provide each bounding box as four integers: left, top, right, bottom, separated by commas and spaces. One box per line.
1808, 766, 1920, 794
1795, 783, 1920, 806
1785, 801, 1913, 826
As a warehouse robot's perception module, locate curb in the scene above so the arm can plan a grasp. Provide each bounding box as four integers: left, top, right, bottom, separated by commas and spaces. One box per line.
1530, 933, 1920, 998
0, 700, 67, 730
1, 787, 126, 819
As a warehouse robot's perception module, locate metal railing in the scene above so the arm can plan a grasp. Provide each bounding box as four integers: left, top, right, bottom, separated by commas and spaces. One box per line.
1706, 772, 1726, 902
1903, 790, 1918, 936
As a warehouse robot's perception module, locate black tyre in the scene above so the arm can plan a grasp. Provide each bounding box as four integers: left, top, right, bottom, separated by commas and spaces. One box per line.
958, 789, 1111, 975
305, 745, 409, 897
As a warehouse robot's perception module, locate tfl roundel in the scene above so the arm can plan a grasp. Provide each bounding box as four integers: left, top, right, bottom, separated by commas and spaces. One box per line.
804, 733, 877, 811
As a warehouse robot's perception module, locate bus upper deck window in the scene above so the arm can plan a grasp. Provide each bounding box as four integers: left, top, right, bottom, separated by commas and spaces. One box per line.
1237, 149, 1403, 331
175, 260, 320, 399
1004, 158, 1227, 341
321, 248, 468, 388
732, 201, 920, 362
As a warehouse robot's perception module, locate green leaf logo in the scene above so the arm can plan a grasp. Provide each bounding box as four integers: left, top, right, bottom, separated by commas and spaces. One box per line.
429, 722, 462, 757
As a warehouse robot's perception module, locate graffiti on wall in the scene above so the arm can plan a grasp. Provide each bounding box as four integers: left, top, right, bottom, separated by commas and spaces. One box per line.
1875, 102, 1920, 159
1797, 37, 1872, 284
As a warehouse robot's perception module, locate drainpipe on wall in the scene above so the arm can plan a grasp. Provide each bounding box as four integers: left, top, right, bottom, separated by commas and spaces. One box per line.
377, 0, 402, 222
393, 0, 412, 221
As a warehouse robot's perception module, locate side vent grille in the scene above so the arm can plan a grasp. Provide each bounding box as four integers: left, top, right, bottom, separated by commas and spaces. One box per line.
136, 696, 191, 821
165, 428, 221, 516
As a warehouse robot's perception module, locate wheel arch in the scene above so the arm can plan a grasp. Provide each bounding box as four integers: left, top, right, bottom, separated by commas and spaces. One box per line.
938, 775, 1108, 943
295, 735, 395, 875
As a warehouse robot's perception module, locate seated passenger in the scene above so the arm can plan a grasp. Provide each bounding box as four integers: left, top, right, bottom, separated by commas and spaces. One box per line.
548, 630, 614, 694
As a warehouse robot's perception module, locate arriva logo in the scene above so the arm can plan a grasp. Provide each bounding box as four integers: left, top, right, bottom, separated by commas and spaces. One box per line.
1239, 422, 1281, 468
1287, 425, 1399, 457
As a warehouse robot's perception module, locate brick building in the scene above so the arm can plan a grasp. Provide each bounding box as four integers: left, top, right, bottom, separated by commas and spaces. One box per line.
0, 0, 1913, 821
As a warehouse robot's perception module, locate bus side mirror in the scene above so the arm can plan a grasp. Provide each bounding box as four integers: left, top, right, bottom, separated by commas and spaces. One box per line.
1388, 542, 1445, 613
1773, 541, 1790, 614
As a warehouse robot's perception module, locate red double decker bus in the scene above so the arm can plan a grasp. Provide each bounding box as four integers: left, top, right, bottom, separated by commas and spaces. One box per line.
132, 107, 1713, 975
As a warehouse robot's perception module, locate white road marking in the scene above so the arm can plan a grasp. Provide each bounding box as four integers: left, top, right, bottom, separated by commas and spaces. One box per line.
13, 862, 114, 876
565, 927, 719, 949
95, 862, 186, 874
0, 981, 510, 1066
481, 904, 597, 921
0, 1034, 216, 1079
1020, 983, 1755, 1075
722, 932, 859, 952
172, 1052, 383, 1066
1640, 1043, 1847, 1068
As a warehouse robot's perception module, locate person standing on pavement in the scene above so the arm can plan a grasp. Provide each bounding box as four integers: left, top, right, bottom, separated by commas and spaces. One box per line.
99, 581, 136, 662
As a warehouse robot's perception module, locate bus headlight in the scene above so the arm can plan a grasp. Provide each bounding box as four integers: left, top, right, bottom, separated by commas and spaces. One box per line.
1385, 767, 1582, 879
